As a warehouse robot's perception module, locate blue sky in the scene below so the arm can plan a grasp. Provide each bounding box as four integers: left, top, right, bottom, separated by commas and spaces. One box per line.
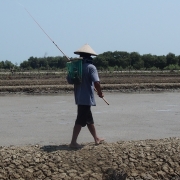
1, 0, 180, 65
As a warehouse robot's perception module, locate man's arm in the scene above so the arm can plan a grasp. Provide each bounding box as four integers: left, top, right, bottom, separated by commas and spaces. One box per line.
94, 81, 104, 98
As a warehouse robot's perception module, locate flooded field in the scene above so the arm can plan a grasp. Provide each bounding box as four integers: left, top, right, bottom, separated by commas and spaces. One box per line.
0, 92, 180, 146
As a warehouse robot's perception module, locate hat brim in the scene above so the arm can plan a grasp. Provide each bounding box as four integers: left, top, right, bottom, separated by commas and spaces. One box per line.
74, 51, 97, 56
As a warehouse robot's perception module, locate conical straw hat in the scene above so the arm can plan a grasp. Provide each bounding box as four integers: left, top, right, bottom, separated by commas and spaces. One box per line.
74, 44, 98, 56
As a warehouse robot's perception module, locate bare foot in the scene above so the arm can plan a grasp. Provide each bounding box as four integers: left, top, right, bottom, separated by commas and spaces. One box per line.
95, 138, 105, 145
69, 142, 83, 149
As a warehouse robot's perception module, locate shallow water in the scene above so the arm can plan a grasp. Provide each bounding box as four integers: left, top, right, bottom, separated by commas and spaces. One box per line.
0, 92, 180, 146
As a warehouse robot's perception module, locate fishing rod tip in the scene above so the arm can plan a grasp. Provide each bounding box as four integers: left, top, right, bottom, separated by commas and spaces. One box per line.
16, 1, 24, 7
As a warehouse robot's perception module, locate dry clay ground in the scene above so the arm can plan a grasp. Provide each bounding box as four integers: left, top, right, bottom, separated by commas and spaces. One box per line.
0, 71, 180, 94
0, 138, 179, 180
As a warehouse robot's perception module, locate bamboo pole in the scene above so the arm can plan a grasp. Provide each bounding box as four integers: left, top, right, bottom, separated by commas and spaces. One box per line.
94, 88, 109, 105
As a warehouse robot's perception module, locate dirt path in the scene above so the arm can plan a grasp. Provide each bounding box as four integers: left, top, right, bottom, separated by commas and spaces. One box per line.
0, 138, 179, 179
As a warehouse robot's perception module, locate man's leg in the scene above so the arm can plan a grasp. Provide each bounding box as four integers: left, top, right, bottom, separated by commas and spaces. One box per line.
69, 124, 82, 148
87, 124, 104, 144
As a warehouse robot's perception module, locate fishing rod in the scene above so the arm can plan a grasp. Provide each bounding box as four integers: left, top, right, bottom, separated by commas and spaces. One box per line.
17, 2, 70, 61
18, 2, 109, 105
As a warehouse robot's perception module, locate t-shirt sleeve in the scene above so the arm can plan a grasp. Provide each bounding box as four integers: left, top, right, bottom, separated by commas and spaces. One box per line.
89, 65, 100, 82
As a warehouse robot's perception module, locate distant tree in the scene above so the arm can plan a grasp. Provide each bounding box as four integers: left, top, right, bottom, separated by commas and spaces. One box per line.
100, 51, 113, 67
56, 56, 66, 69
3, 60, 14, 69
45, 57, 55, 68
48, 57, 59, 68
154, 55, 166, 70
113, 51, 130, 68
177, 55, 180, 66
130, 52, 143, 69
28, 56, 39, 69
38, 57, 47, 69
142, 54, 155, 69
166, 53, 178, 65
93, 55, 109, 69
0, 61, 4, 68
20, 60, 30, 69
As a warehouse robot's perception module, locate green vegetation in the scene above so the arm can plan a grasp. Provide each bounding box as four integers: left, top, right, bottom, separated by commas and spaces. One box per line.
0, 60, 14, 69
93, 51, 180, 71
19, 56, 67, 70
1, 51, 180, 71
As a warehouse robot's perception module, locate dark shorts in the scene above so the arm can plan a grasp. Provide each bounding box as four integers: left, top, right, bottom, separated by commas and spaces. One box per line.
75, 105, 94, 127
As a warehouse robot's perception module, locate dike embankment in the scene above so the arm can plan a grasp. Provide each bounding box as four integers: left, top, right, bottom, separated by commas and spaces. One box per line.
0, 137, 179, 180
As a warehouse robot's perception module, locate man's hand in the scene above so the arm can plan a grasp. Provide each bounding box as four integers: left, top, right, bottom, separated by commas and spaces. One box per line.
94, 81, 104, 98
94, 81, 109, 105
97, 91, 104, 98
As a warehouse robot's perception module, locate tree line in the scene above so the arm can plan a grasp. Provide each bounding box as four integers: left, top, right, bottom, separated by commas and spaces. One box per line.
93, 51, 180, 71
1, 51, 180, 71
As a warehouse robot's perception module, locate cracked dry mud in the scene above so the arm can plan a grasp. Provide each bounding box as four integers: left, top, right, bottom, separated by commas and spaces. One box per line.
0, 137, 179, 180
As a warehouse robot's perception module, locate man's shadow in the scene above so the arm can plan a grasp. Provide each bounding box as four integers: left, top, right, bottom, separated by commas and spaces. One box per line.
40, 144, 84, 153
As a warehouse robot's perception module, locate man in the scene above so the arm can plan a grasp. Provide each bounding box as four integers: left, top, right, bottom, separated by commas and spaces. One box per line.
67, 44, 104, 148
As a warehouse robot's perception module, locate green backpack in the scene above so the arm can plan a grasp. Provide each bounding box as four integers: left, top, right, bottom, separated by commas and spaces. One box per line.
66, 59, 82, 85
